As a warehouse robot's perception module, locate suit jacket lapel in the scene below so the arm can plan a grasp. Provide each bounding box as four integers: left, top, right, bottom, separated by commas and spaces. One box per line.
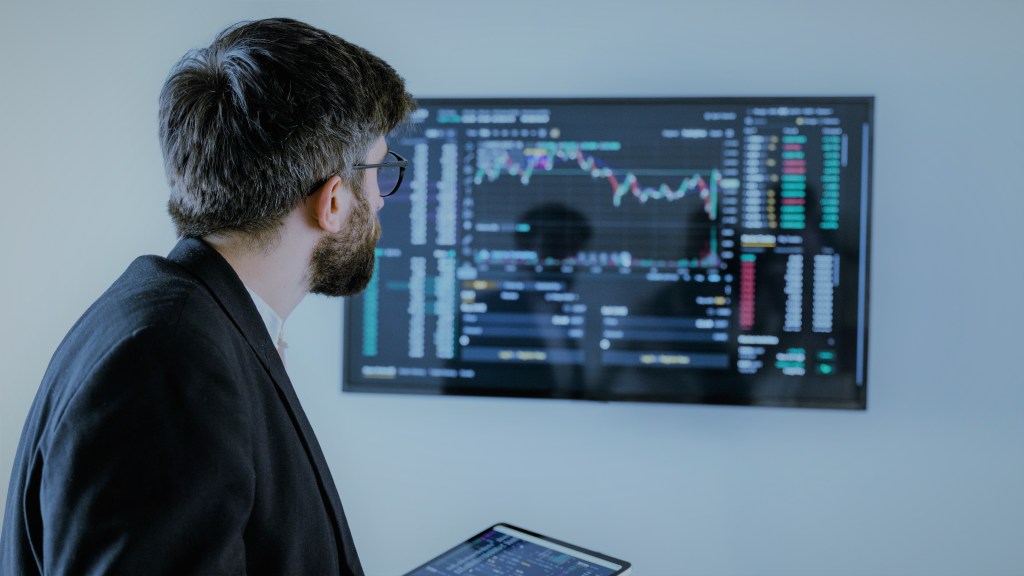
166, 238, 360, 573
168, 239, 284, 378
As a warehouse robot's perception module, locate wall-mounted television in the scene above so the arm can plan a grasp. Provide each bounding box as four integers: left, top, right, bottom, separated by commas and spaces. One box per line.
343, 97, 872, 409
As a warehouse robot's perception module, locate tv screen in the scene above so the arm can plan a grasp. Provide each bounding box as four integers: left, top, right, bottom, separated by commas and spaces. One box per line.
343, 97, 872, 409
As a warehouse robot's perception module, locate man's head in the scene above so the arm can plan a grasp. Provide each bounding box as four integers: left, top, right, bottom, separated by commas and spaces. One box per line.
158, 18, 415, 252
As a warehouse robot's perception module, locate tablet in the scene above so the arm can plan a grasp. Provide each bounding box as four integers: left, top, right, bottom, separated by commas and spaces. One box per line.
404, 523, 632, 576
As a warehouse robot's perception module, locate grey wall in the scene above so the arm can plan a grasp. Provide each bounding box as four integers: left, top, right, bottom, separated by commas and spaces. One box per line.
2, 1, 1022, 574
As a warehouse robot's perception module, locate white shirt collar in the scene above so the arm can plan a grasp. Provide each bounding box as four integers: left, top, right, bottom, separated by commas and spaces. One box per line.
244, 285, 284, 347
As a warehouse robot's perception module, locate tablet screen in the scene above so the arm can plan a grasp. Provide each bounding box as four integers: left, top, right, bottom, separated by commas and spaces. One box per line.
404, 523, 631, 576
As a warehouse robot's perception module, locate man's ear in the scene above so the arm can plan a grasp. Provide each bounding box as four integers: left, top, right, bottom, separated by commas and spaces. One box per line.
307, 175, 348, 233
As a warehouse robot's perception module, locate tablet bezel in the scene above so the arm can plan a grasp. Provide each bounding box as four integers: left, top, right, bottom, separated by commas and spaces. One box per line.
403, 522, 632, 576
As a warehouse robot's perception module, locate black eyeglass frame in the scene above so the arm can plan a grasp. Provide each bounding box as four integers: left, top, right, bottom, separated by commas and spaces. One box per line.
353, 149, 408, 197
307, 149, 409, 198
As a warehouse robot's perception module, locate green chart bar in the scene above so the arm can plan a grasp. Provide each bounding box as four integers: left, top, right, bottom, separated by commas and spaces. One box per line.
362, 258, 381, 357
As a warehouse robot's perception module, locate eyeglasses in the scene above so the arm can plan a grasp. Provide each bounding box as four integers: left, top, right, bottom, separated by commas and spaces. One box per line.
353, 149, 408, 197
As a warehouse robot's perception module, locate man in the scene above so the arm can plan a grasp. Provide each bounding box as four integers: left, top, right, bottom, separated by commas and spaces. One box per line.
1, 18, 415, 574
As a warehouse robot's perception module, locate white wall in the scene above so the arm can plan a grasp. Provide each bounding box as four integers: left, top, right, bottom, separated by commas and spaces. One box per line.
2, 1, 1022, 574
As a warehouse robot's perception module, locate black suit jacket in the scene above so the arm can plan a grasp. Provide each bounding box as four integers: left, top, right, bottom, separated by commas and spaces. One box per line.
1, 238, 363, 575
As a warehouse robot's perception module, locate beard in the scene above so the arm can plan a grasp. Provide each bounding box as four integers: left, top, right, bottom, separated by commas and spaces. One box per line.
307, 192, 380, 297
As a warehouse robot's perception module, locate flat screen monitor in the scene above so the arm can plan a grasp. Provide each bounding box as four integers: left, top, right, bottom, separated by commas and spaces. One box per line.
343, 97, 872, 409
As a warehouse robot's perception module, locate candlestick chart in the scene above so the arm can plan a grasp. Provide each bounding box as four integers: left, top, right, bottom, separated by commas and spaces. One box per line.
467, 139, 732, 270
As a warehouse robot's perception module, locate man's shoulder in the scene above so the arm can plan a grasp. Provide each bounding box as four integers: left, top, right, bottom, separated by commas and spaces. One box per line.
25, 253, 246, 448
50, 254, 233, 381
90, 253, 224, 331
